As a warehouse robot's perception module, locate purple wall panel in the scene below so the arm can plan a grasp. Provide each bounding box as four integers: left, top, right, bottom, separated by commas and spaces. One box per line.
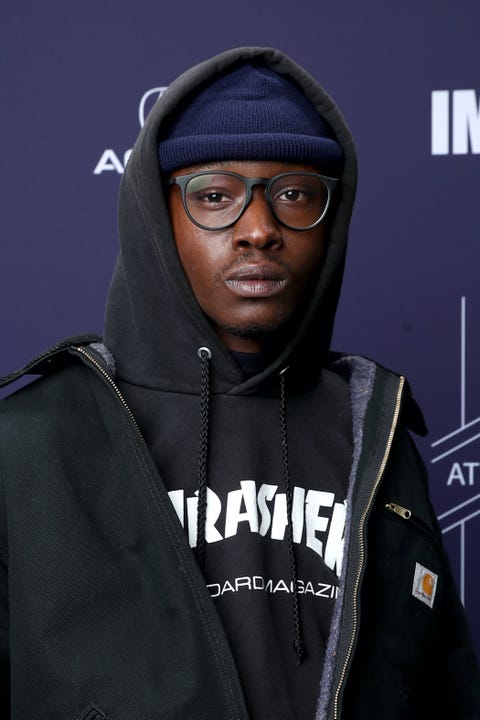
3, 0, 480, 651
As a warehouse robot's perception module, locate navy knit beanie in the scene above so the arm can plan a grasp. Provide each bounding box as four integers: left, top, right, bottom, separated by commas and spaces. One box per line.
158, 63, 344, 175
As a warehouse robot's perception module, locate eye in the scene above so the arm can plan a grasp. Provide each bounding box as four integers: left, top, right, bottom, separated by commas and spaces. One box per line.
186, 174, 240, 210
280, 188, 303, 202
197, 190, 232, 204
275, 185, 314, 204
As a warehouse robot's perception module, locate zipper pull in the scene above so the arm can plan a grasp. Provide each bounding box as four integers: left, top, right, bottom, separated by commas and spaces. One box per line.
385, 502, 412, 520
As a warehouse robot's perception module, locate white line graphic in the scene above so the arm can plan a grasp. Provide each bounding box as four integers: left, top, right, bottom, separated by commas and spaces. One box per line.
431, 297, 480, 463
430, 296, 480, 608
438, 493, 480, 605
461, 295, 466, 427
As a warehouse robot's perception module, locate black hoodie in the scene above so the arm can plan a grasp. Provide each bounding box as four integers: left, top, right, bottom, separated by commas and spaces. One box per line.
104, 47, 357, 719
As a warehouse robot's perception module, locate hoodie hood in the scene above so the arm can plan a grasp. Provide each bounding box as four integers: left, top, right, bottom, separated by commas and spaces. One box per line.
104, 46, 357, 395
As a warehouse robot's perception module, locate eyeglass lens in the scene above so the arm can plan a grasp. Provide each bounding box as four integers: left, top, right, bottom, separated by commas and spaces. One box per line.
183, 173, 330, 230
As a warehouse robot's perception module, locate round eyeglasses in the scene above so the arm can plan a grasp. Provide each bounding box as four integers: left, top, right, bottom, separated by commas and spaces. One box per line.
167, 170, 338, 231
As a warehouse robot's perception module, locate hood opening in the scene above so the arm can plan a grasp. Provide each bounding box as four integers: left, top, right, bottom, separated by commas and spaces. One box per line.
104, 46, 357, 397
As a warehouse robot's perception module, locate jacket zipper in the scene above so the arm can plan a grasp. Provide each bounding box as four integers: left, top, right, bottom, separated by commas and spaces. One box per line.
332, 376, 405, 720
73, 346, 147, 447
385, 501, 439, 545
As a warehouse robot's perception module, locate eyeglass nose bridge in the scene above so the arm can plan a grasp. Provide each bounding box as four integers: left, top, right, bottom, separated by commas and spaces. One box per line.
237, 176, 275, 222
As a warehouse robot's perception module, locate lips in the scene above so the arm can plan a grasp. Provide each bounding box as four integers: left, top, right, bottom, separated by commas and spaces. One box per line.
223, 264, 288, 298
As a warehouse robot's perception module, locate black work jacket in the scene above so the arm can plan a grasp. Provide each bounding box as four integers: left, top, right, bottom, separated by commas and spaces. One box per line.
0, 338, 479, 719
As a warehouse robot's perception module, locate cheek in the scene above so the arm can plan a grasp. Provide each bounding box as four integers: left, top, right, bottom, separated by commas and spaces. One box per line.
291, 236, 326, 285
174, 229, 229, 302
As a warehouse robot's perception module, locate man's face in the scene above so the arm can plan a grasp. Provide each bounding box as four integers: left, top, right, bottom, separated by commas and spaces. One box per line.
167, 160, 327, 353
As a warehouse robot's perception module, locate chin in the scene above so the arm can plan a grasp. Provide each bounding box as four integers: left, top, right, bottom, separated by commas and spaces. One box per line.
219, 318, 289, 341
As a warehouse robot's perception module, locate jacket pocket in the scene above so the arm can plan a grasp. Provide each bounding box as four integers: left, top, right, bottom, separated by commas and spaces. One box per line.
384, 501, 440, 546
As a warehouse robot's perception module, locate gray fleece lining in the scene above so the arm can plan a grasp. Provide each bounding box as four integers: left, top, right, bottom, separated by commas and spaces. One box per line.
88, 342, 116, 377
316, 355, 377, 720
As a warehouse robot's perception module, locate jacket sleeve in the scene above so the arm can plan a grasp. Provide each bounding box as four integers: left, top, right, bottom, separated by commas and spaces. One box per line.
400, 432, 480, 715
343, 426, 480, 719
401, 431, 480, 716
0, 451, 10, 712
0, 555, 9, 712
437, 542, 480, 716
413, 434, 480, 716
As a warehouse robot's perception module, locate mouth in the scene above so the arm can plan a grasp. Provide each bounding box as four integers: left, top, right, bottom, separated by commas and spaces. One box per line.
223, 264, 288, 298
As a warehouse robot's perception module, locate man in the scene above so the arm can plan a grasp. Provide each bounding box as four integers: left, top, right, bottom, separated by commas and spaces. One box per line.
0, 46, 479, 719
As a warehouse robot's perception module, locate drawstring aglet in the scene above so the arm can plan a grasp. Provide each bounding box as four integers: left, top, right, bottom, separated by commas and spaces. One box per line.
294, 639, 305, 665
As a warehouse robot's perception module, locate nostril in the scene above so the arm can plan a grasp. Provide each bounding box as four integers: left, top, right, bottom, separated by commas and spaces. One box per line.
233, 234, 282, 250
232, 227, 282, 250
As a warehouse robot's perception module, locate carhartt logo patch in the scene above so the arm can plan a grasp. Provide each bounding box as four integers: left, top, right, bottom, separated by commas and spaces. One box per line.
412, 562, 438, 608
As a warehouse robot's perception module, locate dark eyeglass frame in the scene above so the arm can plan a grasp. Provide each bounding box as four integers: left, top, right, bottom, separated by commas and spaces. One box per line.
167, 170, 339, 231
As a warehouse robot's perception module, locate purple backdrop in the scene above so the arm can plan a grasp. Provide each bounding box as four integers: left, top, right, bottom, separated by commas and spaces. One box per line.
3, 0, 480, 652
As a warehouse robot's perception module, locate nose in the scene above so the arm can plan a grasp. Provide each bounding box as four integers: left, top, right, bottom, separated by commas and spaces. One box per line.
230, 187, 283, 250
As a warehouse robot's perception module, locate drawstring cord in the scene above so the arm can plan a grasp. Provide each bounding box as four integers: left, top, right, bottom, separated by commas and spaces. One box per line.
279, 367, 305, 665
195, 348, 305, 664
196, 346, 212, 572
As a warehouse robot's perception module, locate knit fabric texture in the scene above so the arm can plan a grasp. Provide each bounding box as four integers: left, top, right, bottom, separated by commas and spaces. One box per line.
159, 63, 344, 174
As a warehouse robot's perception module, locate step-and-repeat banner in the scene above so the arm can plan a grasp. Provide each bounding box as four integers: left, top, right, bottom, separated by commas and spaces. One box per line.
3, 2, 479, 653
